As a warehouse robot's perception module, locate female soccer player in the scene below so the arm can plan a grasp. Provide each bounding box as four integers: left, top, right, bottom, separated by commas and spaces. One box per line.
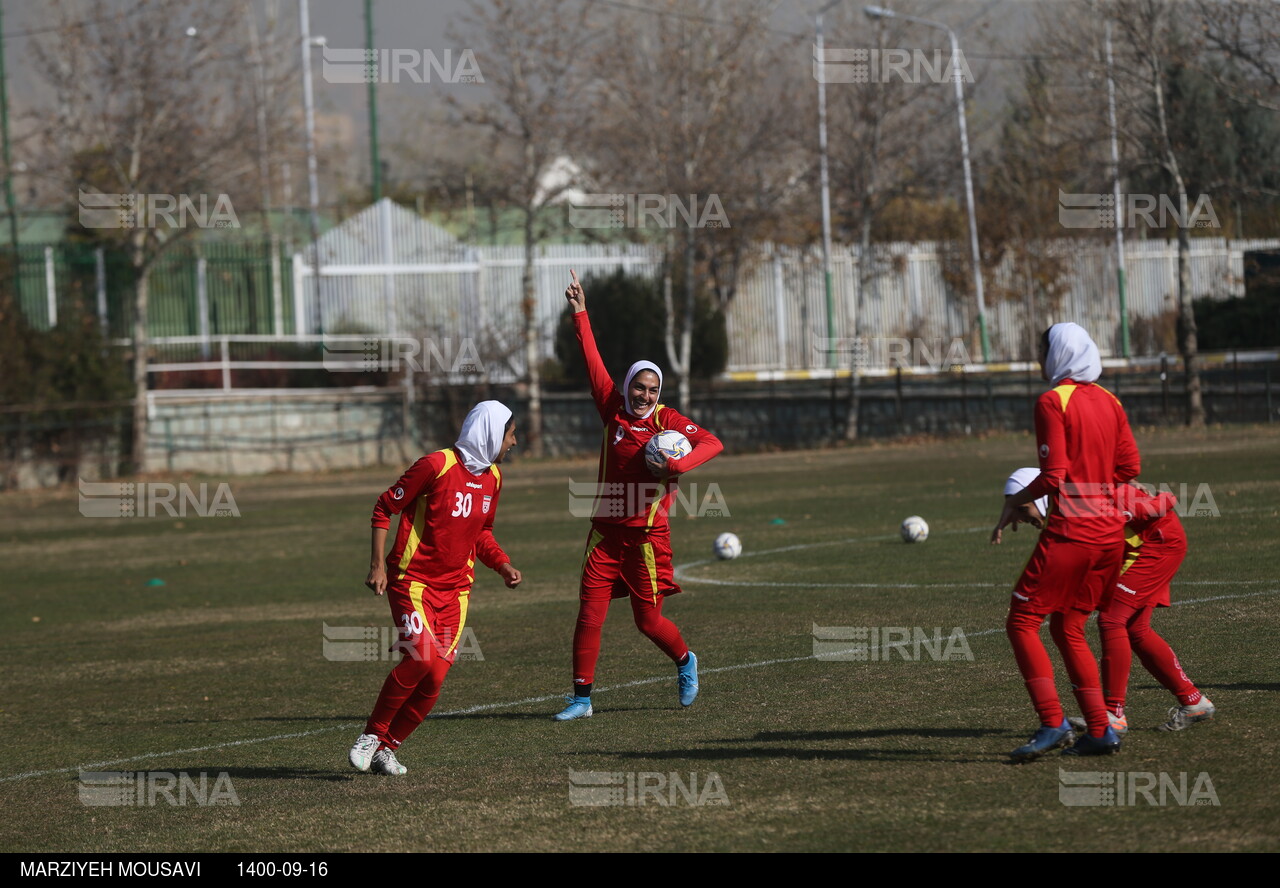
1002, 472, 1215, 735
348, 400, 522, 775
555, 269, 724, 721
992, 323, 1139, 760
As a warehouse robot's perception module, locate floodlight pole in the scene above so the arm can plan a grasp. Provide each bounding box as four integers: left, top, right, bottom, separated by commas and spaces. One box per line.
815, 0, 845, 370
864, 5, 989, 362
300, 0, 324, 334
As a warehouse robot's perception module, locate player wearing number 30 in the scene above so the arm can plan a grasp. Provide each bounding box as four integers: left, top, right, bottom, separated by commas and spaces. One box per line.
348, 401, 522, 776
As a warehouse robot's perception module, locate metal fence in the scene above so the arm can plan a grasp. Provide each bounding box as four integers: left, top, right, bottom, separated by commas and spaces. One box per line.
10, 230, 1279, 385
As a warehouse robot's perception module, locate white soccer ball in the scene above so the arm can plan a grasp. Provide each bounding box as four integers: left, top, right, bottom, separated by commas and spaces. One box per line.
900, 515, 929, 543
644, 430, 692, 477
713, 532, 742, 560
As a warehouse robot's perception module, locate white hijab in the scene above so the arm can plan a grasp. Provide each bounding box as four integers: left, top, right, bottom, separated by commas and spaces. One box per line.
622, 360, 663, 420
1004, 467, 1050, 521
455, 400, 512, 475
1043, 322, 1102, 386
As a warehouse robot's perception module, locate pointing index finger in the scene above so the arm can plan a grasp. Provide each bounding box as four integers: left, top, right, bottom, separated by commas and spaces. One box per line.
570, 268, 580, 287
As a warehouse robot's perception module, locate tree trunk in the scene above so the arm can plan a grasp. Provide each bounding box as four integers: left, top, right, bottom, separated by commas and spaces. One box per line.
130, 265, 150, 474
677, 227, 696, 415
521, 198, 544, 457
1176, 216, 1205, 426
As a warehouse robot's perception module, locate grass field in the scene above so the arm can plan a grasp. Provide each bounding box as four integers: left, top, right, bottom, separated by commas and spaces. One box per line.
2, 425, 1278, 853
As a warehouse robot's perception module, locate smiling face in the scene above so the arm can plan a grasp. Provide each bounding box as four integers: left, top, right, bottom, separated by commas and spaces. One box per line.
629, 369, 660, 416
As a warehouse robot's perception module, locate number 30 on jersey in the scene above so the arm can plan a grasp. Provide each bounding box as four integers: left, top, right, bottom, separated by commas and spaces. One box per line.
451, 492, 473, 517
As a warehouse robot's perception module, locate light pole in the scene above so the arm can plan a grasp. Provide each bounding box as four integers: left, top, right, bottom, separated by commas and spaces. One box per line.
815, 0, 845, 370
864, 5, 990, 362
299, 0, 324, 334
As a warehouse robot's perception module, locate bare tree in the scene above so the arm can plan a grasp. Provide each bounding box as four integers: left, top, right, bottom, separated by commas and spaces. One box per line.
448, 0, 598, 457
29, 0, 274, 470
584, 0, 799, 414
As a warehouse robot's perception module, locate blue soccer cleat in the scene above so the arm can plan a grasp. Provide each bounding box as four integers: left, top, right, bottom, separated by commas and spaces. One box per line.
554, 695, 593, 721
678, 651, 699, 707
1009, 719, 1074, 762
1062, 726, 1122, 756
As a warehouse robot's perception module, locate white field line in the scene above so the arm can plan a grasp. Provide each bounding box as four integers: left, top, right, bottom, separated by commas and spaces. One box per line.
1, 532, 1272, 784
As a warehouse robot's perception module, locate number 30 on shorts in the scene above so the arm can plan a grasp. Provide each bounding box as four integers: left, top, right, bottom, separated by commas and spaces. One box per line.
451, 492, 473, 517
400, 611, 425, 637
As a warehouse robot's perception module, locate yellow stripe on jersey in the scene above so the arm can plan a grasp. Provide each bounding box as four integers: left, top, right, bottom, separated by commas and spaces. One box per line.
1120, 527, 1143, 576
397, 449, 456, 579
642, 541, 659, 604
489, 463, 502, 490
1095, 383, 1123, 407
653, 404, 666, 431
646, 484, 667, 528
408, 581, 429, 639
444, 591, 471, 658
580, 528, 604, 575
1052, 383, 1077, 412
465, 555, 475, 588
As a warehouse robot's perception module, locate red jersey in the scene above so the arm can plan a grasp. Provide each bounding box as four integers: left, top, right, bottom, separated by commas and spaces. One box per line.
371, 448, 509, 603
574, 311, 724, 528
1118, 485, 1185, 575
1021, 380, 1140, 546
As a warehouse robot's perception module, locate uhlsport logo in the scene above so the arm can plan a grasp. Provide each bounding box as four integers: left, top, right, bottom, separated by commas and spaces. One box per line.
811, 624, 974, 661
78, 770, 240, 807
1058, 769, 1219, 807
77, 479, 240, 518
567, 769, 729, 807
1057, 191, 1219, 229
78, 190, 239, 230
813, 44, 973, 84
321, 47, 482, 84
568, 194, 729, 230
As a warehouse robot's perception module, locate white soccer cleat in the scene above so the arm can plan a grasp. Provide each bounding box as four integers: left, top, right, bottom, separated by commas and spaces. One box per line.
1158, 697, 1215, 732
348, 733, 381, 772
371, 747, 408, 776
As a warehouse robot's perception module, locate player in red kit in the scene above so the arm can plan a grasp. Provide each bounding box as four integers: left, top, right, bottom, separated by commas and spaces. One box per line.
992, 323, 1139, 760
347, 401, 522, 775
1002, 475, 1215, 735
554, 269, 724, 721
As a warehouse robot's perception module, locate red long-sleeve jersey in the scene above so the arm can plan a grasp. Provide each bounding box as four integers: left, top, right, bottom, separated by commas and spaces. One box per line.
371, 448, 509, 603
574, 311, 724, 528
1021, 380, 1140, 546
1117, 484, 1185, 573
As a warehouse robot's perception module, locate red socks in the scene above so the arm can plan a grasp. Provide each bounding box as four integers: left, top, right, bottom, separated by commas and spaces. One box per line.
1005, 607, 1064, 727
1099, 600, 1201, 711
572, 594, 689, 687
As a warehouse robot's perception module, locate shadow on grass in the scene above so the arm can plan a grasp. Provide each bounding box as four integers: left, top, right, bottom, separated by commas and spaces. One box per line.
716, 728, 1008, 743
1195, 682, 1280, 692
207, 767, 353, 782
570, 746, 992, 764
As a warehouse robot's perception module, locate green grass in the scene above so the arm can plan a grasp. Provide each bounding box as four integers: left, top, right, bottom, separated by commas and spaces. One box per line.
2, 425, 1278, 852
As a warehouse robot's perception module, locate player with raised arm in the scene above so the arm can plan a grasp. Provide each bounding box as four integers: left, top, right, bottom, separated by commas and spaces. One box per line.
347, 401, 522, 775
555, 269, 724, 721
992, 323, 1140, 761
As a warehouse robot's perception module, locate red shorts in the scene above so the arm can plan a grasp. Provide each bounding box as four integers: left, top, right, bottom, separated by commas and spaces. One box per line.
386, 579, 470, 664
1012, 535, 1122, 614
580, 522, 683, 604
1107, 538, 1186, 610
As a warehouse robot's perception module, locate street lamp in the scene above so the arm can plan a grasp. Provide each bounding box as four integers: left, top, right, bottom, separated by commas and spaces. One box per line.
815, 0, 844, 370
864, 5, 990, 362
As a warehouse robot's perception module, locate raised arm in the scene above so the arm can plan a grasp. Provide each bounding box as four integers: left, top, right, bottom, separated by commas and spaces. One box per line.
566, 269, 622, 422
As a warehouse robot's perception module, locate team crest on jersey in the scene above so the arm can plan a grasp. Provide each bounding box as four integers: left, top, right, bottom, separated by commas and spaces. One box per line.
392, 487, 404, 500
482, 494, 492, 514
613, 426, 625, 445
685, 423, 697, 434
1039, 444, 1049, 459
